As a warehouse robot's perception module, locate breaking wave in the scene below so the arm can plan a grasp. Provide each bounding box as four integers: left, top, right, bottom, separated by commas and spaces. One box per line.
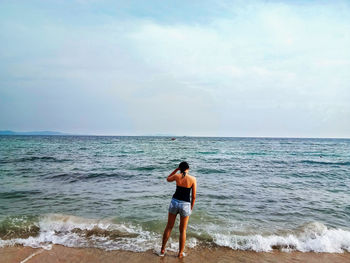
1, 215, 349, 253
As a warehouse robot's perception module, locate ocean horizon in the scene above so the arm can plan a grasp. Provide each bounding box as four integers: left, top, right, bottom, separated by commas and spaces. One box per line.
1, 131, 350, 139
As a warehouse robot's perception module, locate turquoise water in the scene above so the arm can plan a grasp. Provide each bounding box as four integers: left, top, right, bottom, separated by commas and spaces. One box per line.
0, 135, 350, 252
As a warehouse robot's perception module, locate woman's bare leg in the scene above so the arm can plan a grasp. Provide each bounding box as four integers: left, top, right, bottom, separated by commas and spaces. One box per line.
161, 213, 177, 254
178, 215, 189, 258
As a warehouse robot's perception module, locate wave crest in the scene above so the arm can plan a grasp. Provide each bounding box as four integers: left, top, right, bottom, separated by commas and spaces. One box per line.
1, 216, 350, 253
300, 160, 350, 166
212, 222, 350, 253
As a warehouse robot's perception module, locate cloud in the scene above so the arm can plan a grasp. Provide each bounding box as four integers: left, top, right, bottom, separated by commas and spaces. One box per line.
125, 2, 350, 136
0, 0, 349, 136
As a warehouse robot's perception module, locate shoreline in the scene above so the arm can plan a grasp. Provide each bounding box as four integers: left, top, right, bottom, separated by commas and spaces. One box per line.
1, 245, 350, 263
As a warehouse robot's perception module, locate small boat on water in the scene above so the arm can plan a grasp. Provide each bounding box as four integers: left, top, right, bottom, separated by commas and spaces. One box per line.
171, 137, 176, 141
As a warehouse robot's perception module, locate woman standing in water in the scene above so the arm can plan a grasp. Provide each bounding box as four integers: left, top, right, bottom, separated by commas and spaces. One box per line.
160, 161, 197, 258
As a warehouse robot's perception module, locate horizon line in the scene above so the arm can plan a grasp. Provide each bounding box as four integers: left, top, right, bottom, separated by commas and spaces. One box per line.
1, 130, 349, 140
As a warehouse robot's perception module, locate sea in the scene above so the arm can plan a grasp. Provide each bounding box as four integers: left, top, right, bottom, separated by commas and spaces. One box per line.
0, 135, 349, 253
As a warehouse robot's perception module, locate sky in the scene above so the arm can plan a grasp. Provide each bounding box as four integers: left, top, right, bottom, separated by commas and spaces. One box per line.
0, 0, 350, 137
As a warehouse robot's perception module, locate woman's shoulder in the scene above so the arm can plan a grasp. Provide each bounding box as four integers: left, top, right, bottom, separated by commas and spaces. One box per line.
187, 174, 196, 182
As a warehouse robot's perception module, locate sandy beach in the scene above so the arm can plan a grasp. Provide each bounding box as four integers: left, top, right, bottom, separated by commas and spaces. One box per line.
1, 245, 349, 263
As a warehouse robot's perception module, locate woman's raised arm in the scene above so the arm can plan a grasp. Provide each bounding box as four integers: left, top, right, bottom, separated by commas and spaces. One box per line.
167, 167, 179, 182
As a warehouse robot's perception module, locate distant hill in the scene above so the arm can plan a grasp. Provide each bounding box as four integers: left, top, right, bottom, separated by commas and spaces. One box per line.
0, 130, 70, 135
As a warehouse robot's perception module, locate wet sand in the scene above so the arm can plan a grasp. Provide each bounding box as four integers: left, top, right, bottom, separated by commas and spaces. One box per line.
1, 245, 349, 263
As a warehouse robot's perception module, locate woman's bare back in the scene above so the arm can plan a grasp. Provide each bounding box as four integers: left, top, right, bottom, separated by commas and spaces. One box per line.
175, 173, 196, 188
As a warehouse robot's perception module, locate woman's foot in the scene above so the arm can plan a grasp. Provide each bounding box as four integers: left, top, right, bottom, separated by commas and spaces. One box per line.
178, 252, 186, 258
160, 247, 165, 256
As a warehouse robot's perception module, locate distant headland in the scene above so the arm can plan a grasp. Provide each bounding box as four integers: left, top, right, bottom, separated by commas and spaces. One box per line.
0, 131, 176, 136
0, 130, 70, 135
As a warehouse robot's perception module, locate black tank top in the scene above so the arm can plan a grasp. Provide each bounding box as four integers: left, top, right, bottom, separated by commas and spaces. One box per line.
173, 185, 191, 203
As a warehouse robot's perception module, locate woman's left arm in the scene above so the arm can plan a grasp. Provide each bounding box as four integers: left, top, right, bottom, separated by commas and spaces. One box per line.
167, 167, 179, 182
191, 178, 196, 210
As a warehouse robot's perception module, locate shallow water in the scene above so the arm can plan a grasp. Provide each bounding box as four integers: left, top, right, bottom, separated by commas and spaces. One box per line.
0, 135, 350, 252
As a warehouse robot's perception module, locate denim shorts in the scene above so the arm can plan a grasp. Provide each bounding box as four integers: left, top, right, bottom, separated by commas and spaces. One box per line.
168, 198, 192, 217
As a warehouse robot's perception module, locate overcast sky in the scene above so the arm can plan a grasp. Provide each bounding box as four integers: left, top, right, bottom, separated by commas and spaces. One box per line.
1, 0, 349, 137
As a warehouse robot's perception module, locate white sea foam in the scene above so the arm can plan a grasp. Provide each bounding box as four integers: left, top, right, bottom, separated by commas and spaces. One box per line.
1, 215, 350, 253
0, 214, 160, 252
0, 214, 194, 252
212, 222, 350, 253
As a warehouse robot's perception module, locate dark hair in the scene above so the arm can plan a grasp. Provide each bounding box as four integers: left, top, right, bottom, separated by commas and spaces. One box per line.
179, 161, 189, 177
